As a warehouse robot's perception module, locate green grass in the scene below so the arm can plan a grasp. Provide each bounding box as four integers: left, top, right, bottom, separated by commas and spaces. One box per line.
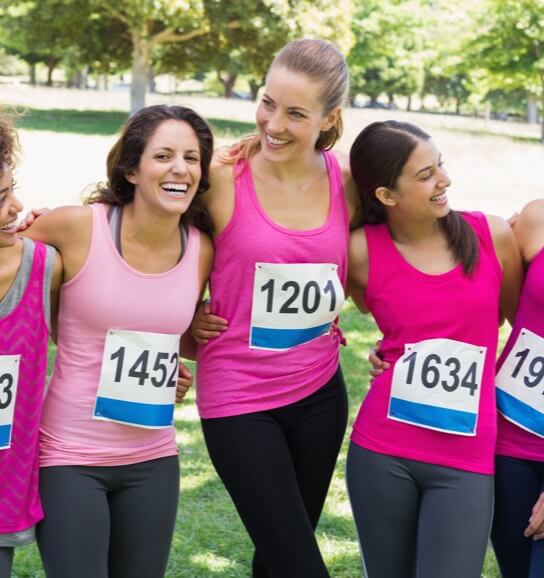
12, 108, 255, 139
13, 300, 503, 577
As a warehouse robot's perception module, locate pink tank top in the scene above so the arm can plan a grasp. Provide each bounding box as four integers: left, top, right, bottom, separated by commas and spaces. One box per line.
351, 213, 502, 474
495, 246, 544, 461
40, 203, 201, 467
196, 152, 350, 418
0, 242, 48, 533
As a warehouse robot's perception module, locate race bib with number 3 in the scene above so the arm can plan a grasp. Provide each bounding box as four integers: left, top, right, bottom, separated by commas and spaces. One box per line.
93, 329, 180, 429
388, 338, 486, 435
496, 328, 544, 438
0, 355, 20, 449
249, 263, 344, 350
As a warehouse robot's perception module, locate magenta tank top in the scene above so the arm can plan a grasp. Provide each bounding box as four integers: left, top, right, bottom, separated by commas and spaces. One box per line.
495, 246, 544, 461
351, 212, 502, 474
196, 151, 350, 418
0, 242, 48, 533
40, 203, 201, 467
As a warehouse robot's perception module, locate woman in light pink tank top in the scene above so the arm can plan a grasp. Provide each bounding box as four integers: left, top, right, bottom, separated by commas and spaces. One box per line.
491, 199, 544, 578
191, 39, 359, 578
346, 121, 522, 578
21, 106, 214, 578
0, 116, 62, 578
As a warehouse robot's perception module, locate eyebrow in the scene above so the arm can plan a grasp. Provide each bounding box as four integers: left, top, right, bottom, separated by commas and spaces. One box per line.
415, 155, 442, 177
152, 146, 200, 155
262, 93, 311, 114
0, 185, 10, 195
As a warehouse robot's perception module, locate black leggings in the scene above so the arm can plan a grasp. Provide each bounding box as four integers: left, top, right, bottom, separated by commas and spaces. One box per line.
201, 368, 348, 578
346, 443, 494, 578
0, 547, 13, 577
36, 455, 180, 578
491, 455, 544, 578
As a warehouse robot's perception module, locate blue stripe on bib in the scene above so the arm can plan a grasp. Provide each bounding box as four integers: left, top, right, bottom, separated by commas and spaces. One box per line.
389, 397, 477, 434
250, 322, 331, 350
94, 397, 174, 428
0, 424, 12, 448
497, 389, 544, 437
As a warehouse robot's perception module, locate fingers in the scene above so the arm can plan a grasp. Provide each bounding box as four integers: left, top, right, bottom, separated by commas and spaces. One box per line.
16, 207, 49, 231
191, 301, 228, 344
524, 492, 544, 539
175, 362, 193, 403
368, 338, 389, 377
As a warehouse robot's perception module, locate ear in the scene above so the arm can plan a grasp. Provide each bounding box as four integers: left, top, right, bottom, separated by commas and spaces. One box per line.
125, 170, 138, 185
321, 107, 341, 132
375, 186, 398, 207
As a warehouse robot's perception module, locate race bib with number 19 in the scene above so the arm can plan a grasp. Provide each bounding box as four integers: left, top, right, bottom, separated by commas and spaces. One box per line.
388, 338, 486, 435
496, 328, 544, 438
249, 263, 344, 351
0, 355, 20, 449
93, 329, 180, 429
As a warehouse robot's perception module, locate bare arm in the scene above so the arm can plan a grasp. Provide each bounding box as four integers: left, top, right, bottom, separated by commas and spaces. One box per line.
486, 214, 523, 326
334, 150, 362, 228
347, 227, 369, 313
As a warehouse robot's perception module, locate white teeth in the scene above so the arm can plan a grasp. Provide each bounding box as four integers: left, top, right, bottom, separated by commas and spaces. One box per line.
266, 134, 289, 146
161, 183, 188, 193
431, 193, 447, 202
0, 219, 16, 231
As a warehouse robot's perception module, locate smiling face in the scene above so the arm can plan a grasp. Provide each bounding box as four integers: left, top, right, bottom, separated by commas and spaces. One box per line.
255, 66, 339, 163
0, 166, 22, 248
383, 138, 452, 220
126, 119, 202, 217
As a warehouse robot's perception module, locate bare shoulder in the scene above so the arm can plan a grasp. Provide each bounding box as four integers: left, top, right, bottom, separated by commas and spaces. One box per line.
516, 198, 544, 229
197, 231, 214, 290
203, 150, 236, 236
332, 150, 360, 226
349, 227, 369, 265
513, 198, 544, 262
485, 213, 520, 269
485, 213, 511, 240
206, 152, 235, 198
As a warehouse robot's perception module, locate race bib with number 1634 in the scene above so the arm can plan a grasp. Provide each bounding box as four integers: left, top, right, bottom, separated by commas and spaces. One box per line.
388, 338, 486, 436
249, 262, 344, 351
93, 329, 180, 429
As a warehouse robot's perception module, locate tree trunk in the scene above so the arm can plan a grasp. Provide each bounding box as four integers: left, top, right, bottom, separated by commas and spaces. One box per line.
131, 30, 150, 115
455, 98, 461, 115
406, 95, 412, 111
217, 71, 238, 98
527, 95, 538, 124
541, 89, 544, 144
46, 57, 60, 87
249, 76, 265, 101
148, 67, 156, 93
29, 62, 36, 86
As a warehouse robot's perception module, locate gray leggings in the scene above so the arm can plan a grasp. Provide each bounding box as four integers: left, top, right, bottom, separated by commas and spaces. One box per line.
36, 456, 180, 578
346, 443, 494, 578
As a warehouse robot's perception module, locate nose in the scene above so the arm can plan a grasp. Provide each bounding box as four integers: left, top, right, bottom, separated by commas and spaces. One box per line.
437, 165, 451, 188
1, 191, 23, 219
266, 109, 285, 134
171, 156, 188, 176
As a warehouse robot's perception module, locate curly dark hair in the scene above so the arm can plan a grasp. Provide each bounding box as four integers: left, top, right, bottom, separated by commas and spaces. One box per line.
87, 105, 214, 235
0, 114, 19, 174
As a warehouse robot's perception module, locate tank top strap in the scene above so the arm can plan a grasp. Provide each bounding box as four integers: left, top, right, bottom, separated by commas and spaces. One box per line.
461, 211, 502, 278
323, 151, 350, 231
19, 240, 46, 313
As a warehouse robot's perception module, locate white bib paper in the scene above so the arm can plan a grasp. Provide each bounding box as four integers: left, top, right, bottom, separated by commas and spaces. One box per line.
496, 328, 544, 438
388, 338, 486, 435
0, 355, 20, 450
93, 329, 180, 429
249, 262, 344, 351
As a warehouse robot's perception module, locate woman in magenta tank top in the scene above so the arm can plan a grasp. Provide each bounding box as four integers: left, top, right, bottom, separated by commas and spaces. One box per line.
20, 106, 214, 578
191, 39, 359, 578
0, 116, 62, 578
345, 121, 522, 578
491, 199, 544, 578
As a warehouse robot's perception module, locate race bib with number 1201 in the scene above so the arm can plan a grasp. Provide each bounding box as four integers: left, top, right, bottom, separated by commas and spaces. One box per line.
388, 338, 486, 435
93, 329, 180, 429
496, 328, 544, 438
0, 355, 20, 449
249, 263, 344, 351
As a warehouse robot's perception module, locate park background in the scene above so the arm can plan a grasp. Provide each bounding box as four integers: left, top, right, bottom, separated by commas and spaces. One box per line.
1, 0, 544, 576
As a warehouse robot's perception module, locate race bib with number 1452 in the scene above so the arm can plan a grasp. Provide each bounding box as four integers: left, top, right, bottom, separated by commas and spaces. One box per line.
93, 329, 180, 429
249, 263, 344, 351
388, 338, 486, 435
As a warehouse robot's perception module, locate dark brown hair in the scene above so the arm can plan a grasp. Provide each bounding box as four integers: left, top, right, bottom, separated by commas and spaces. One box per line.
225, 38, 349, 164
350, 120, 479, 274
87, 105, 214, 235
0, 114, 19, 175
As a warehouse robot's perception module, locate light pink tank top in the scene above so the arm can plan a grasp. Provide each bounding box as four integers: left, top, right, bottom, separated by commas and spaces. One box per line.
40, 203, 201, 467
0, 242, 48, 532
196, 151, 349, 418
351, 213, 502, 474
495, 246, 544, 461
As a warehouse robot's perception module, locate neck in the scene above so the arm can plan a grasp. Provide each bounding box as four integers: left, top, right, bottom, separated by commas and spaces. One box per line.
253, 148, 323, 183
387, 212, 443, 245
121, 202, 181, 249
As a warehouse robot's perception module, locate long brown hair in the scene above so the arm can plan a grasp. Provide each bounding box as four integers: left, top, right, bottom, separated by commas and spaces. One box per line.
87, 105, 214, 235
350, 120, 479, 275
223, 38, 349, 165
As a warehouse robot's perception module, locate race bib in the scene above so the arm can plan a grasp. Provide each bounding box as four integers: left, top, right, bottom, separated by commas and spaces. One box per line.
0, 355, 20, 450
93, 329, 180, 429
388, 338, 486, 435
496, 328, 544, 438
249, 263, 344, 350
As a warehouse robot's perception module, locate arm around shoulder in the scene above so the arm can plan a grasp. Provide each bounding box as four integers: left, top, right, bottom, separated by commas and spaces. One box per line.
486, 214, 523, 325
